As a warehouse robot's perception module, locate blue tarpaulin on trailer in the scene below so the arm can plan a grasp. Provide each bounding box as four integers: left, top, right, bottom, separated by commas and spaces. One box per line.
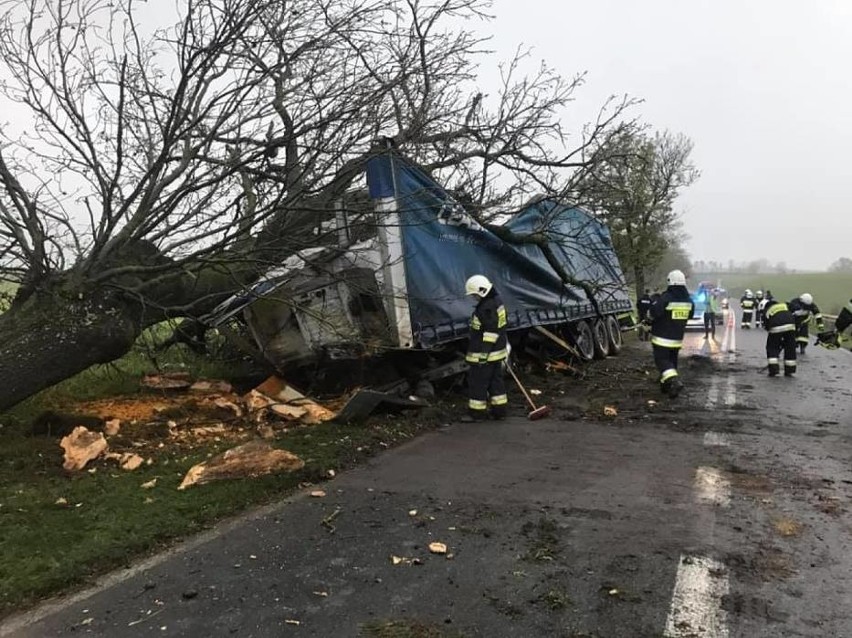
366, 152, 632, 348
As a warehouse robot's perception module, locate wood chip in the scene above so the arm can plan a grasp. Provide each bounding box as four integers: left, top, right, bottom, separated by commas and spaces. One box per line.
428, 542, 448, 555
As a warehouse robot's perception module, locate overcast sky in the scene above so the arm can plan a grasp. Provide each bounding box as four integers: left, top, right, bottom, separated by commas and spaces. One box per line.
488, 0, 852, 271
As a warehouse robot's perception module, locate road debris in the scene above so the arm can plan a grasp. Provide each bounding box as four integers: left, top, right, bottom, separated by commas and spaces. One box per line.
321, 507, 342, 533
177, 441, 304, 490
310, 490, 327, 498
603, 406, 618, 417
141, 479, 158, 489
60, 427, 109, 471
119, 453, 145, 471
428, 542, 448, 555
189, 380, 233, 394
104, 419, 121, 436
141, 372, 192, 391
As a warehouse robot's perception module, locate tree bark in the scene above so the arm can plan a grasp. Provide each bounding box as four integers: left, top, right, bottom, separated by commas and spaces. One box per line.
0, 284, 142, 412
633, 265, 646, 301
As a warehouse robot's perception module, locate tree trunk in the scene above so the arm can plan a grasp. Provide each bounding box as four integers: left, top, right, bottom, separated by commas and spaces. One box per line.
633, 265, 646, 301
0, 286, 142, 412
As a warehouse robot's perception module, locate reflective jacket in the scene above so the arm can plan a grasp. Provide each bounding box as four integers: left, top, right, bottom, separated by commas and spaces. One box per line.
836, 299, 852, 334
740, 296, 755, 311
649, 286, 694, 348
763, 300, 796, 334
466, 290, 508, 364
787, 298, 823, 327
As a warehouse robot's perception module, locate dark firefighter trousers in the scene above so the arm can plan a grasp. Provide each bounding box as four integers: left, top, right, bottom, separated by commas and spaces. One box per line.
796, 322, 810, 346
652, 344, 681, 387
467, 361, 508, 417
741, 310, 753, 326
766, 331, 797, 376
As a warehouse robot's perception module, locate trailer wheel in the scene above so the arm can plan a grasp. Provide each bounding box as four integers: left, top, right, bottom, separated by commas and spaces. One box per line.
592, 318, 610, 359
570, 320, 595, 361
605, 315, 623, 355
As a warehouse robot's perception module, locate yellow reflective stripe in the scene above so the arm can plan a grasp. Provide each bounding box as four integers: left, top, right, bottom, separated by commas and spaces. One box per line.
486, 348, 508, 362
468, 399, 488, 410
767, 358, 779, 364
796, 336, 809, 343
846, 302, 852, 313
466, 352, 485, 363
660, 369, 679, 382
814, 313, 823, 320
651, 336, 683, 348
665, 302, 693, 310
490, 394, 508, 406
766, 303, 788, 317
784, 360, 797, 367
470, 315, 482, 330
482, 331, 499, 343
497, 305, 507, 329
769, 324, 794, 333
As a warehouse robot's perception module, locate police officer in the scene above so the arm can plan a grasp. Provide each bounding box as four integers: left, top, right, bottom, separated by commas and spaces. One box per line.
462, 274, 509, 422
787, 293, 824, 354
763, 298, 797, 377
740, 289, 756, 329
637, 289, 653, 341
648, 270, 694, 398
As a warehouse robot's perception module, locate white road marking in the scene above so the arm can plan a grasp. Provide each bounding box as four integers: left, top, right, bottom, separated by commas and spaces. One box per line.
694, 466, 731, 507
703, 432, 730, 447
704, 376, 720, 409
664, 554, 730, 638
723, 375, 737, 406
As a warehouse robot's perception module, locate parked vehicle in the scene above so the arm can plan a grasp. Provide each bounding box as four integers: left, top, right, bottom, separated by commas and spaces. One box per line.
204, 151, 633, 382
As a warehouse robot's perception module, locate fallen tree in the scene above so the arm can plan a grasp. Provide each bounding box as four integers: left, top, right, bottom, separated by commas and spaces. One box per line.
0, 0, 636, 411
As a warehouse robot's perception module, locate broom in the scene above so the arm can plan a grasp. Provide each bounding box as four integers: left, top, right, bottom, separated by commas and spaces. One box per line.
505, 362, 551, 420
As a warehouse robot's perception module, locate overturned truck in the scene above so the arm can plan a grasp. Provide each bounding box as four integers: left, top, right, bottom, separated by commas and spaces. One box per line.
205, 151, 633, 389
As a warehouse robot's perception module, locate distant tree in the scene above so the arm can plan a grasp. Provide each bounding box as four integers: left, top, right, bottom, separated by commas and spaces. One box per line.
576, 130, 699, 297
828, 257, 852, 273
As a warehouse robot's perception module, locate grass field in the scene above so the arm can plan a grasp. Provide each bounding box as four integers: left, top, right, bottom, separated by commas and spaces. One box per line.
693, 272, 852, 316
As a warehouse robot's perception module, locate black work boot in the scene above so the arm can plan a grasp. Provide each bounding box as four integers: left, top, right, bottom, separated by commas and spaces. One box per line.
768, 364, 779, 377
490, 406, 507, 421
667, 377, 684, 398
460, 411, 488, 423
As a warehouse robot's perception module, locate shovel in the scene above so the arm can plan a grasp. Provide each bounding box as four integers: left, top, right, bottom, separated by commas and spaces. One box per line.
505, 362, 551, 420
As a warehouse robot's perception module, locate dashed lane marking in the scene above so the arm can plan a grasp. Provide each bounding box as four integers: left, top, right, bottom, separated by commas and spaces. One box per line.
703, 432, 730, 447
694, 466, 731, 508
723, 375, 737, 406
663, 554, 730, 638
704, 376, 720, 409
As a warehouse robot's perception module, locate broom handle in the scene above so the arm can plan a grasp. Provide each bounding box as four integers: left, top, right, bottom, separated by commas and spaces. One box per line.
505, 361, 537, 411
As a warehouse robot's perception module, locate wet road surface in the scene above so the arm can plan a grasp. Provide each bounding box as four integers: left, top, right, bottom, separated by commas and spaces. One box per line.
3, 311, 852, 637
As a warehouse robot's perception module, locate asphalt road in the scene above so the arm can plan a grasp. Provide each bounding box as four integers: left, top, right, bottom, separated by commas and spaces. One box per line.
3, 311, 852, 637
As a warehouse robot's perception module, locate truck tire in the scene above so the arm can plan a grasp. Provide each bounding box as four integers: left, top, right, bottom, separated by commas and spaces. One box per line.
570, 320, 595, 361
605, 315, 623, 355
592, 318, 610, 359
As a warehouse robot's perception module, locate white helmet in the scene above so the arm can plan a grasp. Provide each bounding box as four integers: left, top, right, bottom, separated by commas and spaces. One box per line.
666, 269, 686, 286
756, 290, 763, 297
745, 289, 753, 298
465, 274, 493, 297
799, 293, 813, 305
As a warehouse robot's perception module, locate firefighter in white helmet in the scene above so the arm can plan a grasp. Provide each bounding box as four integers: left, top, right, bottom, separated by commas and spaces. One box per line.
647, 269, 694, 398
740, 289, 756, 329
462, 275, 509, 422
787, 293, 824, 354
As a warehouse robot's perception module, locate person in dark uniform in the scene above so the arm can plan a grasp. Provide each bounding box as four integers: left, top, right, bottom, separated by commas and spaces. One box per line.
787, 293, 824, 354
647, 270, 694, 398
462, 274, 509, 422
637, 289, 653, 341
763, 298, 797, 377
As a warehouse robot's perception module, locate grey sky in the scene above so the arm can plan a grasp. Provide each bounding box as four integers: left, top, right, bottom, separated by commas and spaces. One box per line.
490, 0, 852, 271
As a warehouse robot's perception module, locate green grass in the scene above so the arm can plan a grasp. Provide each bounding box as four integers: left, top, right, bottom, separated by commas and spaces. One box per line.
0, 411, 436, 616
0, 324, 445, 617
694, 272, 852, 316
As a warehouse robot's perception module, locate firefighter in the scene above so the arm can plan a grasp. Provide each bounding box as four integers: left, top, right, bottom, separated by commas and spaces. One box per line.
647, 270, 694, 398
788, 293, 824, 355
462, 274, 509, 422
763, 298, 797, 377
740, 289, 756, 328
754, 290, 765, 327
757, 289, 773, 328
637, 289, 653, 341
837, 299, 852, 336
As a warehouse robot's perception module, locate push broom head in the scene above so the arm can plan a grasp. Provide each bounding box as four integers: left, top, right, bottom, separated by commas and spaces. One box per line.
527, 405, 551, 421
